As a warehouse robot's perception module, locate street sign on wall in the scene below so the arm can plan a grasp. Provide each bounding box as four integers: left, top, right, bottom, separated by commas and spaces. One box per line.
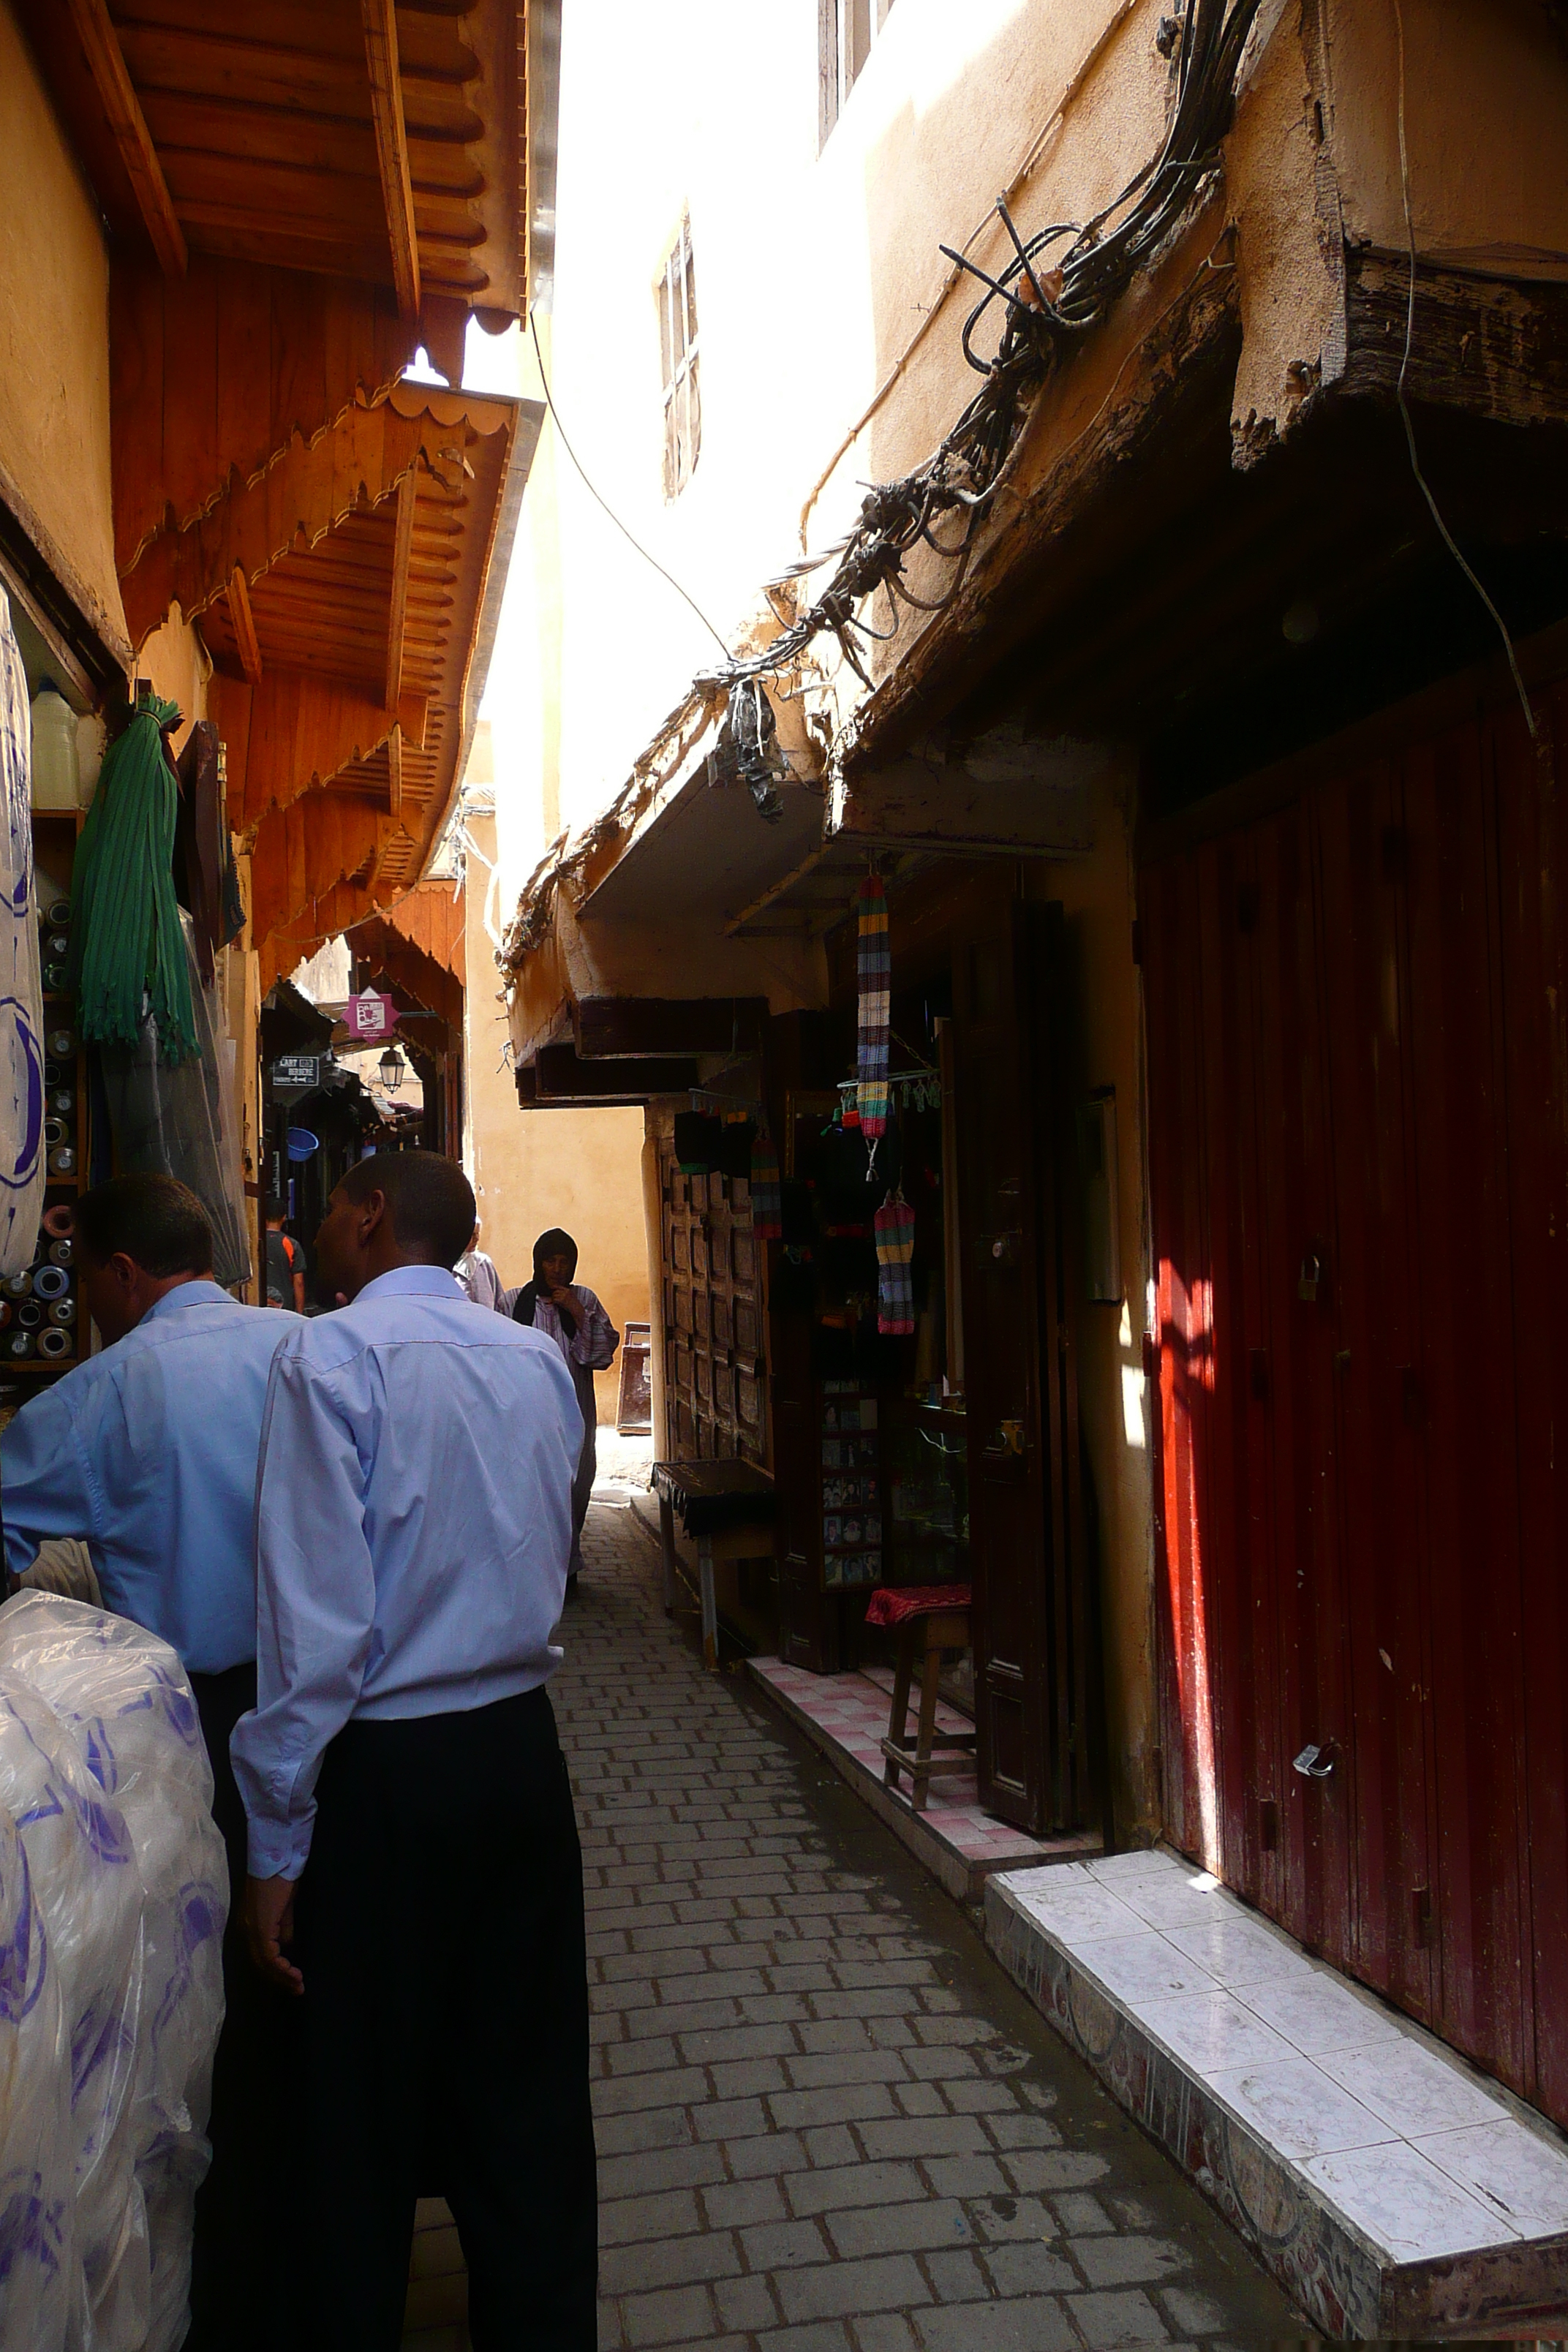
271, 1054, 320, 1094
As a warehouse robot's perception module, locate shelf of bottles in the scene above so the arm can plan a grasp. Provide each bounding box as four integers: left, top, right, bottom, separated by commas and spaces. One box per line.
4, 873, 86, 1378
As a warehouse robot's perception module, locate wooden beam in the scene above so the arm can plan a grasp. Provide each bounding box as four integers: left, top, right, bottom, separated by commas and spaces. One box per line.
360, 0, 421, 320
386, 472, 417, 712
64, 0, 186, 277
227, 565, 263, 687
534, 1045, 699, 1101
388, 723, 403, 816
573, 996, 769, 1060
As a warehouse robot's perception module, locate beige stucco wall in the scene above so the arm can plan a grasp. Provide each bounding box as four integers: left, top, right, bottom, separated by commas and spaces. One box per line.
137, 602, 209, 756
0, 1, 127, 660
461, 808, 649, 1421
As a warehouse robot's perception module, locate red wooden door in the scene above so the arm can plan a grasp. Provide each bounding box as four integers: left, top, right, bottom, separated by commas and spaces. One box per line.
1492, 687, 1568, 2117
1143, 675, 1568, 2121
951, 900, 1091, 1833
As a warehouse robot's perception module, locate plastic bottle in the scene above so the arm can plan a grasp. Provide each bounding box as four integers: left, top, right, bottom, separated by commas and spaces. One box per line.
29, 683, 80, 812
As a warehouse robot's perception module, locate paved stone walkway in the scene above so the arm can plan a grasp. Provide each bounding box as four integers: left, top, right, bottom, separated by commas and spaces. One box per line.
558, 1501, 1301, 2352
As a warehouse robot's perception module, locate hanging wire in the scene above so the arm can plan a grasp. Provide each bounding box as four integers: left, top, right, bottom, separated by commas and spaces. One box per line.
528, 314, 732, 660
1390, 0, 1537, 742
686, 0, 1267, 702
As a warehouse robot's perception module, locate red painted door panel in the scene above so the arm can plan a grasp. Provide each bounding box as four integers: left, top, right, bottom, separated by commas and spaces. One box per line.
1143, 674, 1568, 2123
1494, 684, 1568, 2120
1399, 725, 1530, 2090
1248, 808, 1353, 1968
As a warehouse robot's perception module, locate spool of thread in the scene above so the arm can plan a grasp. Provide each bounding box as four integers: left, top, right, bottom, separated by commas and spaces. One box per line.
49, 1297, 76, 1326
45, 932, 69, 960
4, 1270, 31, 1299
43, 1060, 62, 1089
51, 1090, 73, 1115
48, 1239, 72, 1267
42, 1118, 66, 1149
32, 1264, 69, 1301
42, 1205, 75, 1240
7, 1332, 34, 1359
0, 1302, 11, 1329
48, 1030, 74, 1060
44, 900, 71, 929
16, 1302, 42, 1331
48, 1146, 75, 1176
42, 964, 68, 992
37, 1327, 71, 1360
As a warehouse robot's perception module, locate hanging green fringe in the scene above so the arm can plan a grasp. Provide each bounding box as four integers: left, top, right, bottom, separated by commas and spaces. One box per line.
67, 691, 198, 1064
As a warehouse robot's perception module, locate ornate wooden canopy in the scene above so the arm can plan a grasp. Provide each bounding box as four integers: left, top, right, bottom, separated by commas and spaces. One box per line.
15, 0, 542, 995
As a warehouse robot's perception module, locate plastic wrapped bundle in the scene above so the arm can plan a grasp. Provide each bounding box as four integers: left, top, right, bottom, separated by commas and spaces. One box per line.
0, 1792, 72, 2348
0, 1594, 227, 2351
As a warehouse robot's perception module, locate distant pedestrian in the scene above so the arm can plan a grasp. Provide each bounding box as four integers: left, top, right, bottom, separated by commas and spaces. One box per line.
504, 1227, 619, 1583
263, 1195, 306, 1311
455, 1218, 503, 1311
235, 1152, 596, 2351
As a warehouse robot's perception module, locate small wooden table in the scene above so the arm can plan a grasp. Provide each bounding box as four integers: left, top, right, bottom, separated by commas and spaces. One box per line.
867, 1585, 976, 1812
651, 1460, 777, 1670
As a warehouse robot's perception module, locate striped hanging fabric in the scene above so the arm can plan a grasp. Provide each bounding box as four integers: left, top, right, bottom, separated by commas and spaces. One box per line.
875, 1188, 916, 1335
856, 872, 889, 1164
750, 1119, 782, 1238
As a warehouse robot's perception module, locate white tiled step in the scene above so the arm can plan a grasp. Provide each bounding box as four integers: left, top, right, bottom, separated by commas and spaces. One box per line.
984, 1849, 1568, 2340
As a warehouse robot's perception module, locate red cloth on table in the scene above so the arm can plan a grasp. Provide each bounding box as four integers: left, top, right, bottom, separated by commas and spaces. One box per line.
863, 1584, 972, 1627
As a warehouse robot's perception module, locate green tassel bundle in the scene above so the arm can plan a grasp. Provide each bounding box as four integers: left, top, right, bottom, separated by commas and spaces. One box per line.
67, 691, 198, 1065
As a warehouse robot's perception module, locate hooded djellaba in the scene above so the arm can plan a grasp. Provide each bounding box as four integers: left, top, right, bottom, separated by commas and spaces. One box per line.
504, 1228, 619, 1586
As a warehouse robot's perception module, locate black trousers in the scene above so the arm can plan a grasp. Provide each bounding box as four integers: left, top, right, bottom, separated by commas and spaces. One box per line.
292, 1684, 598, 2351
187, 1663, 304, 2352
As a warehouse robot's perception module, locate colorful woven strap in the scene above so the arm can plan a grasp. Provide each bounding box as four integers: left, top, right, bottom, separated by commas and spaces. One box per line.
856, 873, 890, 1153
750, 1120, 782, 1238
874, 1187, 916, 1335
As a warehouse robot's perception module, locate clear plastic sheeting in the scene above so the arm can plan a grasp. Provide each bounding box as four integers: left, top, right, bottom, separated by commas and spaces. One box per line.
0, 1594, 226, 2350
98, 912, 252, 1290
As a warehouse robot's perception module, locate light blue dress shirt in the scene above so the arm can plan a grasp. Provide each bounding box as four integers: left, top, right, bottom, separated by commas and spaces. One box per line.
0, 1281, 297, 1674
231, 1264, 581, 1880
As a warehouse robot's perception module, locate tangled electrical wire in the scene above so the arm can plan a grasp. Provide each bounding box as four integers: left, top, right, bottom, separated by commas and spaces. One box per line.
696, 0, 1264, 702
500, 0, 1267, 969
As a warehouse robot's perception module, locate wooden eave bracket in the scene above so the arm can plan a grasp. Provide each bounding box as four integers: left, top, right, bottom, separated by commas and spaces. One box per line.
227, 565, 263, 687
65, 0, 186, 276
361, 0, 421, 320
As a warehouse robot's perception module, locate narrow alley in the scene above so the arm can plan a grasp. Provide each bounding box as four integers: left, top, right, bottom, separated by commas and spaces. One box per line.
557, 1498, 1297, 2352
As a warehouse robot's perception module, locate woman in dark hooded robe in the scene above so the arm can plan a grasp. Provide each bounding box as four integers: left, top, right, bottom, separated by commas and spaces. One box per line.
504, 1228, 619, 1583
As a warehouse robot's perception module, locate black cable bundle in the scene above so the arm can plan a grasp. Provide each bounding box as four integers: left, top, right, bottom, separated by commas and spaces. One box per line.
698, 0, 1264, 697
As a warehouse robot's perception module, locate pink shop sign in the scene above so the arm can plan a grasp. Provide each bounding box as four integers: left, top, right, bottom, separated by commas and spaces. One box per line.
344, 991, 399, 1041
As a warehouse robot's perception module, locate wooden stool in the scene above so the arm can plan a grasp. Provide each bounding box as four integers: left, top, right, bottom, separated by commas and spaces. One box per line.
879, 1605, 976, 1812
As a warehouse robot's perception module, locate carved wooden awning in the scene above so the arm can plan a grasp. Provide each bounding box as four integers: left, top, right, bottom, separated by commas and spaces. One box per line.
192, 386, 532, 987
347, 883, 467, 1038
20, 0, 535, 576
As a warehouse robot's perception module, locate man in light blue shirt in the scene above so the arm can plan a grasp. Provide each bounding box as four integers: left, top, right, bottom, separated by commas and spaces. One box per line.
234, 1149, 596, 2350
1, 1177, 291, 1670
0, 1170, 301, 2351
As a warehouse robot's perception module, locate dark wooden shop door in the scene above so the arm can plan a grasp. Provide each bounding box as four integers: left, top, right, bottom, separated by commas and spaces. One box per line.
1142, 815, 1354, 1965
950, 900, 1092, 1835
1142, 679, 1567, 2122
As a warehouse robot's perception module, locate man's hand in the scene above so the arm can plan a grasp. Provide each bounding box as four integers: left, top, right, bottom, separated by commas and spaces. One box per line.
547, 1284, 574, 1307
245, 1873, 305, 1995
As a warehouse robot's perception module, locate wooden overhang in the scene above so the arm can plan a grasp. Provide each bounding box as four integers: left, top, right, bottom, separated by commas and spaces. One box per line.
18, 1, 540, 570
171, 382, 536, 992
344, 878, 467, 1036
518, 1047, 700, 1107
15, 0, 545, 990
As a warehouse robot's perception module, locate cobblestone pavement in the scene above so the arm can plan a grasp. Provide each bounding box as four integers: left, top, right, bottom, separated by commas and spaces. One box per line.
558, 1500, 1303, 2352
